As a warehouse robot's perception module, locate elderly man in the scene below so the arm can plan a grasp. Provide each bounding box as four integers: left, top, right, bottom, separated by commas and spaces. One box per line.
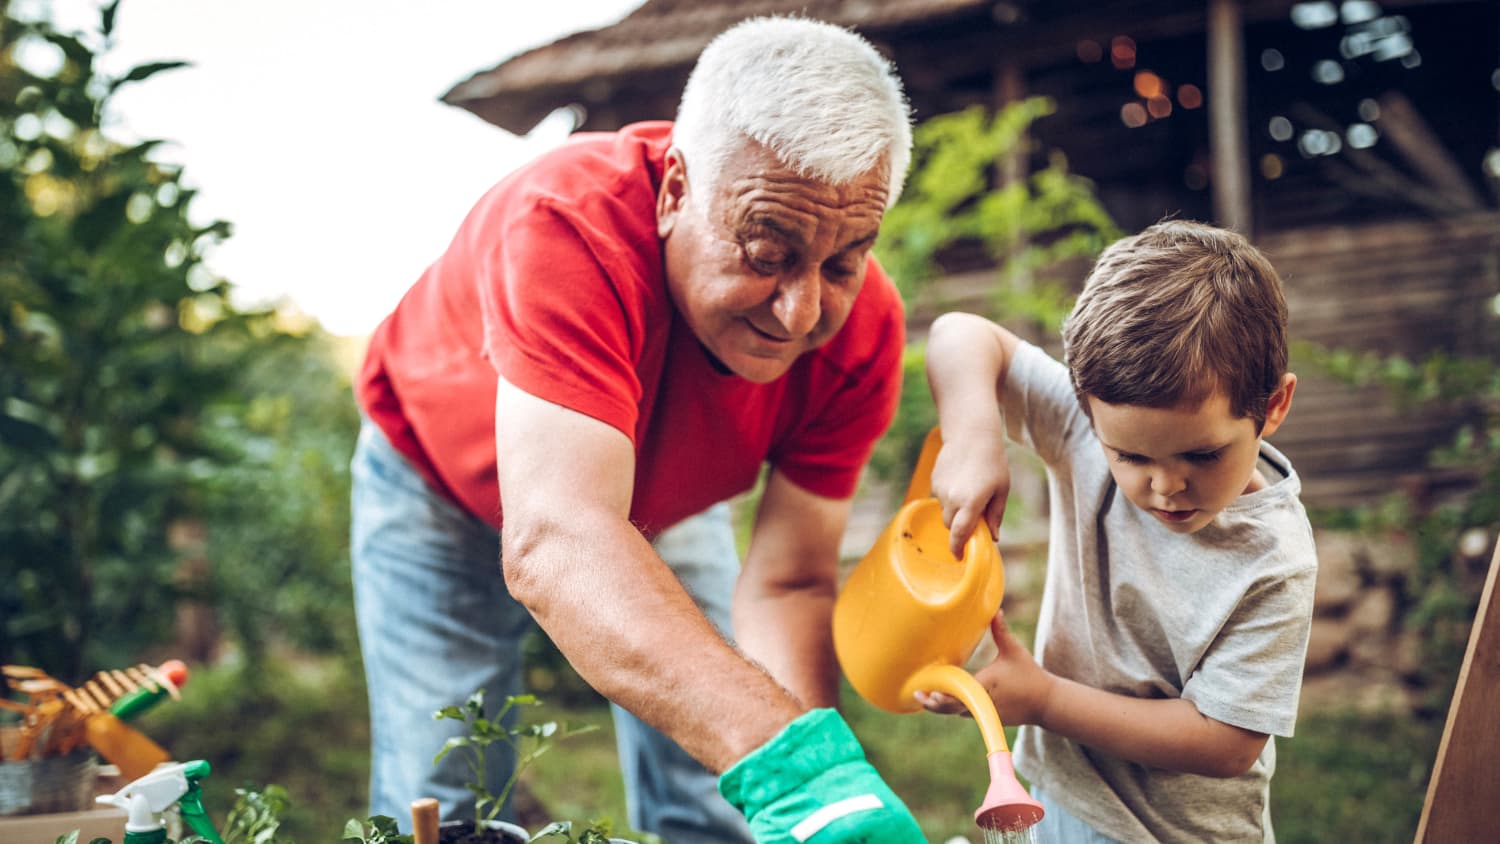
352, 16, 923, 843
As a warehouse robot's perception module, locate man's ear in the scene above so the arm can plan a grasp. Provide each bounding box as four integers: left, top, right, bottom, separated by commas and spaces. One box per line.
656, 148, 688, 238
1259, 372, 1297, 438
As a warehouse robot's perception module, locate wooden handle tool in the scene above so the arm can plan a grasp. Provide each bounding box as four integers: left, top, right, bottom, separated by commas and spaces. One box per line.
411, 797, 440, 844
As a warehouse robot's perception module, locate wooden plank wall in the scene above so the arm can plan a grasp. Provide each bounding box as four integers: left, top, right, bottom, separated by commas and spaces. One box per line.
1261, 213, 1500, 510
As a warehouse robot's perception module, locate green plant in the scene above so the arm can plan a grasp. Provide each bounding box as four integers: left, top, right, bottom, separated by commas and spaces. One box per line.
1298, 343, 1499, 712
213, 784, 294, 844
868, 99, 1119, 491
433, 690, 600, 838
341, 815, 411, 844
2, 0, 359, 680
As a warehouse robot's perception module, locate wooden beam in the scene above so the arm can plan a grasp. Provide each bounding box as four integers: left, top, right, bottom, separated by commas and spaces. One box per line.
1207, 0, 1252, 234
1416, 540, 1500, 841
1375, 91, 1488, 213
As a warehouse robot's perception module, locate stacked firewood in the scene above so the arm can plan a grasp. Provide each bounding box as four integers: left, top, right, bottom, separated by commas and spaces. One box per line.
0, 664, 180, 761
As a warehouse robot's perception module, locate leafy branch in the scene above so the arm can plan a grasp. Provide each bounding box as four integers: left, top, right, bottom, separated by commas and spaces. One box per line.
433, 691, 599, 835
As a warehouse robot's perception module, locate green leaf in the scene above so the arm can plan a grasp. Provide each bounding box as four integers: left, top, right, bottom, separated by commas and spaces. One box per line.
433, 735, 470, 765
52, 833, 80, 844
109, 60, 191, 92
342, 818, 369, 842
530, 821, 571, 841
0, 410, 57, 452
101, 0, 121, 36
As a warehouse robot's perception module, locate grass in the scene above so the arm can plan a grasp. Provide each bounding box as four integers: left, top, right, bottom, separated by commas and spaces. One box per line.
1272, 708, 1443, 843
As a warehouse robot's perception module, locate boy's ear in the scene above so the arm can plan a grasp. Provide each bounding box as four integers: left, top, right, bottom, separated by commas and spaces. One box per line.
1259, 373, 1297, 438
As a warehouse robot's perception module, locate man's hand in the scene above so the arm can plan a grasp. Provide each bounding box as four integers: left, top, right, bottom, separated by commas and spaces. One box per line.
718, 709, 927, 843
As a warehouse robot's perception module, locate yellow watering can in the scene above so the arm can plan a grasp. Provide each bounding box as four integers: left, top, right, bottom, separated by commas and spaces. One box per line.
833, 428, 1044, 835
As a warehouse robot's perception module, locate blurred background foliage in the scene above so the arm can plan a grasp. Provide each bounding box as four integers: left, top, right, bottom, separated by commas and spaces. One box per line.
0, 3, 1490, 843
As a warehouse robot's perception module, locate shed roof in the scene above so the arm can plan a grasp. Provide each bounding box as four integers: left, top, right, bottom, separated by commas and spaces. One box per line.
441, 0, 997, 134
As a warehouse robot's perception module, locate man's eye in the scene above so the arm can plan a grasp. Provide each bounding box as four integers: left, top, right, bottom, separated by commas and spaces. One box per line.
745, 242, 788, 272
823, 258, 858, 279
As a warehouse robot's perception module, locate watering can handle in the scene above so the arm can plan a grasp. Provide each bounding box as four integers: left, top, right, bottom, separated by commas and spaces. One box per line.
902, 427, 945, 505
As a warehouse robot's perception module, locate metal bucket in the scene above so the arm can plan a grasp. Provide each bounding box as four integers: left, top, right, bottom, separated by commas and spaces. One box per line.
0, 748, 99, 816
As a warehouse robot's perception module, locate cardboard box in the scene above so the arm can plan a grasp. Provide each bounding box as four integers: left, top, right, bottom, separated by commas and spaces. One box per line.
0, 803, 129, 843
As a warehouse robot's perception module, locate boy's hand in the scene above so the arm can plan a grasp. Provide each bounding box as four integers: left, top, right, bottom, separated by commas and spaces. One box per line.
930, 436, 1011, 558
719, 708, 928, 843
915, 611, 1053, 727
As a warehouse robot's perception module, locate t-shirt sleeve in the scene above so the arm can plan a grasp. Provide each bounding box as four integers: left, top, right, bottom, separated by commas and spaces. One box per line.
475, 197, 647, 441
1181, 552, 1317, 737
1003, 341, 1092, 468
770, 266, 906, 499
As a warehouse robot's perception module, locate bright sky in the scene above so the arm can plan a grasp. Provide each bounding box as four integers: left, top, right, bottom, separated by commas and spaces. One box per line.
34, 0, 645, 336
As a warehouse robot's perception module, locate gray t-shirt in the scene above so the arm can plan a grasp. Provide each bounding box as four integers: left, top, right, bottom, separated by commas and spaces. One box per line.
1005, 342, 1318, 843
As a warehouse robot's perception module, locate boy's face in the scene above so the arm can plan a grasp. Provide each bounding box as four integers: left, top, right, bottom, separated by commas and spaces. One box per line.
1087, 378, 1295, 535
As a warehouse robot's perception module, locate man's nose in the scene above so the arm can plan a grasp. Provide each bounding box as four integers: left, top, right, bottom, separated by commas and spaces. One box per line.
771, 270, 822, 337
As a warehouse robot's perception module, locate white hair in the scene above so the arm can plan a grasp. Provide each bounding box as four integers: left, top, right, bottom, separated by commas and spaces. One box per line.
672, 16, 913, 208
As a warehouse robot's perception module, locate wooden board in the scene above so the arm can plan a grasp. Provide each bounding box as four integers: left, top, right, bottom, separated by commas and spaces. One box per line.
1415, 541, 1500, 841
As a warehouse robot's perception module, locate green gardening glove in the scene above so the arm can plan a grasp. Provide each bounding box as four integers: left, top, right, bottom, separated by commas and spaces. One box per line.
718, 709, 928, 843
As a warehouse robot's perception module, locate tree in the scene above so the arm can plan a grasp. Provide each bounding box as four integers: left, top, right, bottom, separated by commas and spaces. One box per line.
870, 99, 1120, 483
0, 1, 357, 677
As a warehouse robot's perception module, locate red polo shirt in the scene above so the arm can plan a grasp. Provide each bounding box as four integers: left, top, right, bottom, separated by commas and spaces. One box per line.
356, 122, 904, 536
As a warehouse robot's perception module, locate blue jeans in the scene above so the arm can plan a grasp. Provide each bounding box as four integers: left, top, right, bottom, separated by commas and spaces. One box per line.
350, 420, 754, 843
1032, 787, 1124, 844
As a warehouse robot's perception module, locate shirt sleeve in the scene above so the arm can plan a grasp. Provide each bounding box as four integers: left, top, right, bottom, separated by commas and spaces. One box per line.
475, 197, 650, 441
1003, 342, 1093, 468
1181, 552, 1317, 737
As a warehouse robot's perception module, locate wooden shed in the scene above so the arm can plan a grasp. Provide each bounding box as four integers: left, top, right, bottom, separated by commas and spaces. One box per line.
444, 0, 1500, 509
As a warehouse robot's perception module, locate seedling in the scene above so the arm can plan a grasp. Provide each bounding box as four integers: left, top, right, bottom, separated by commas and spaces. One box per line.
433, 690, 598, 838
342, 815, 411, 844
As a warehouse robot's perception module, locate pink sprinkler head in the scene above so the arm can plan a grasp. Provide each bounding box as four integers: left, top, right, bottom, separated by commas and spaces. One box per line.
975, 751, 1045, 834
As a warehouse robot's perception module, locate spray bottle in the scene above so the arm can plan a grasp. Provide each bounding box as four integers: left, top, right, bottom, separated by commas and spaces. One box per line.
95, 759, 225, 844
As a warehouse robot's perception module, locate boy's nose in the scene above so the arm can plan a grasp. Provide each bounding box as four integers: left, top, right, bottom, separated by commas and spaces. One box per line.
1151, 471, 1186, 497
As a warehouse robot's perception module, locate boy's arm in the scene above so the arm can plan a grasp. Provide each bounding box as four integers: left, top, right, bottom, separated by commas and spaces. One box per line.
925, 312, 1023, 557
929, 613, 1269, 778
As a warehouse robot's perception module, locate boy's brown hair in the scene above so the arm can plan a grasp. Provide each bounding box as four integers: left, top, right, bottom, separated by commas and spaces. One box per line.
1061, 220, 1289, 428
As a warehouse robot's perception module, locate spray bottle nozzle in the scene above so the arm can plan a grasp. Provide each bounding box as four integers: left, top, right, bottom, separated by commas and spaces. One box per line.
95, 759, 224, 844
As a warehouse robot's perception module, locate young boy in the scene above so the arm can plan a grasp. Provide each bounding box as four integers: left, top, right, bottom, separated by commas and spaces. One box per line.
919, 221, 1317, 842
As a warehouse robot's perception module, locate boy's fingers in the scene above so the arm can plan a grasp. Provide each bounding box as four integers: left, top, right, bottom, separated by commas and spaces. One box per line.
949, 507, 978, 558
987, 497, 1007, 535
991, 608, 1009, 640
914, 690, 971, 717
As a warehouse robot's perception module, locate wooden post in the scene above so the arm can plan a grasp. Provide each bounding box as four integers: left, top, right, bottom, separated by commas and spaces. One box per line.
1207, 0, 1252, 234
1415, 541, 1500, 841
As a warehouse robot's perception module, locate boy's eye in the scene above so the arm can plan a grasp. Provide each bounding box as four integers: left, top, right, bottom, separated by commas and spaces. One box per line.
1185, 449, 1223, 464
1114, 452, 1149, 465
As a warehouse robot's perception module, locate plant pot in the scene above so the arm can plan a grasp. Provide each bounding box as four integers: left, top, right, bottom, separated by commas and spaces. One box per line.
0, 747, 98, 817
438, 818, 529, 844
